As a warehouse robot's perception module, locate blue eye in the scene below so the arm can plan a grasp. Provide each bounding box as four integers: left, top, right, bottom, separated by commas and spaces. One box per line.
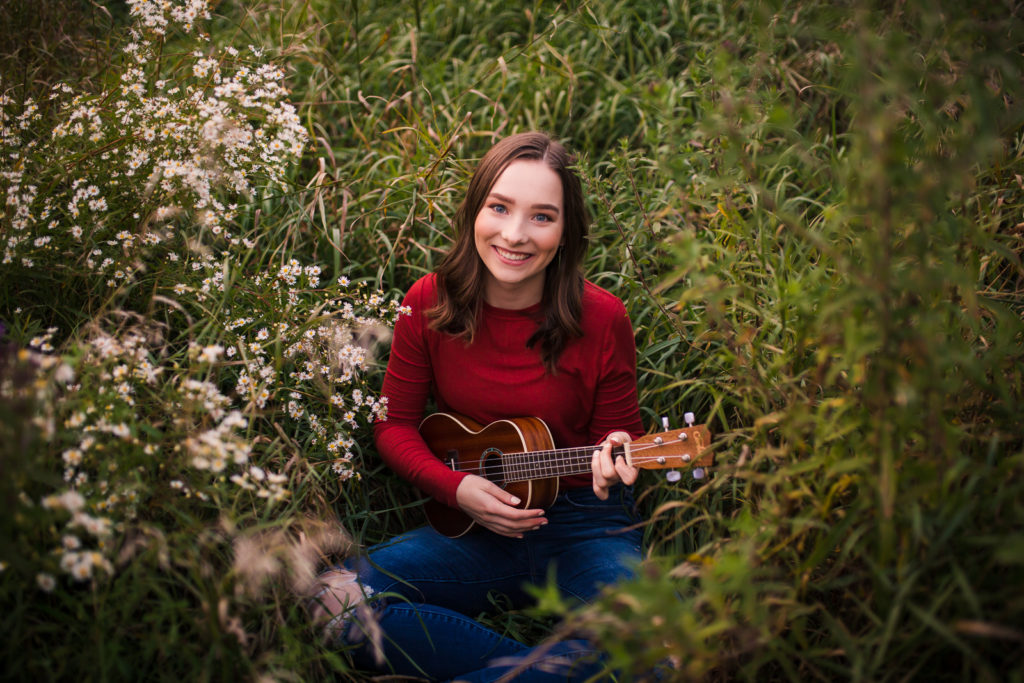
534, 213, 552, 223
491, 204, 508, 214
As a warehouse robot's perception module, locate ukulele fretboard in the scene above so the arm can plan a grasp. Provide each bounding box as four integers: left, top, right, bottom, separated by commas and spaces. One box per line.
456, 444, 626, 483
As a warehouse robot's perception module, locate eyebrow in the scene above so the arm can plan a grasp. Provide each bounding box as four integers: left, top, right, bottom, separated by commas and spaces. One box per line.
488, 192, 560, 214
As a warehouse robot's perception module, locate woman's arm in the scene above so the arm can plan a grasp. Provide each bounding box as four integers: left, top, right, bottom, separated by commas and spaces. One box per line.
587, 297, 644, 499
373, 278, 469, 507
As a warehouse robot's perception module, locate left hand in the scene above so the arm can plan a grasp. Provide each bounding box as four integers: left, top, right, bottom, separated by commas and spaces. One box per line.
591, 431, 638, 500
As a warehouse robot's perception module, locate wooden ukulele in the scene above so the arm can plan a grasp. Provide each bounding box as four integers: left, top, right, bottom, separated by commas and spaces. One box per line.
419, 412, 713, 537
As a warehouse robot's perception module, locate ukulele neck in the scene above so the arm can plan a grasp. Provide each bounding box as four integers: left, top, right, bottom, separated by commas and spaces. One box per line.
453, 444, 624, 483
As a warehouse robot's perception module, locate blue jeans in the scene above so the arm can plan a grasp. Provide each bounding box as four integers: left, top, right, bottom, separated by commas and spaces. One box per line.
340, 485, 642, 681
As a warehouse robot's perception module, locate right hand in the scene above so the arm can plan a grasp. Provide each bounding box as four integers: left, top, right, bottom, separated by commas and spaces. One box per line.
455, 474, 547, 538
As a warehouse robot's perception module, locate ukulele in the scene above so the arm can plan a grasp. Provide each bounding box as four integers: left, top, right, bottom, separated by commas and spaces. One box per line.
418, 412, 713, 537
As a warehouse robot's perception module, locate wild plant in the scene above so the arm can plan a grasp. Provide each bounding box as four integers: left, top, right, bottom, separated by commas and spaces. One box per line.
1, 1, 400, 676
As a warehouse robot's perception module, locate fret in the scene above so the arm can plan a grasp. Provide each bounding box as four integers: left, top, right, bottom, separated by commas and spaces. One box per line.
505, 448, 523, 481
504, 444, 608, 483
488, 442, 640, 484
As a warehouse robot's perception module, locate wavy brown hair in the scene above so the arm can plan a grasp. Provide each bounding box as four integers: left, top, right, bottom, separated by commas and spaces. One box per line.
428, 131, 588, 371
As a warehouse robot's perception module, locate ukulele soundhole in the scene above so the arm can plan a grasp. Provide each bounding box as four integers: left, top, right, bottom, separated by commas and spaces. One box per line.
480, 447, 505, 486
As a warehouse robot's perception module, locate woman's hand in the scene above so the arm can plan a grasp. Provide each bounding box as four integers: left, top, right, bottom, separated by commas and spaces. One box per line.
455, 474, 547, 538
591, 431, 638, 500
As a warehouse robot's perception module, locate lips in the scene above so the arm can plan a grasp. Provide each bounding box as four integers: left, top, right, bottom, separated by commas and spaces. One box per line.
493, 246, 532, 263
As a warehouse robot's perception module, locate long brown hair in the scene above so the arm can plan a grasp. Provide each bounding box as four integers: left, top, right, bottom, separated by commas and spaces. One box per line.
428, 131, 588, 371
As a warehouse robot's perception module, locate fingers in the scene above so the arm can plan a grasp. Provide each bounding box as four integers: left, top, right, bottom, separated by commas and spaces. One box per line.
481, 478, 523, 508
592, 435, 638, 500
455, 475, 546, 538
480, 501, 547, 538
592, 446, 611, 500
616, 455, 638, 486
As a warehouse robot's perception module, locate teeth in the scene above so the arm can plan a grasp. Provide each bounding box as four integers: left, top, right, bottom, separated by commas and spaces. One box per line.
496, 247, 530, 262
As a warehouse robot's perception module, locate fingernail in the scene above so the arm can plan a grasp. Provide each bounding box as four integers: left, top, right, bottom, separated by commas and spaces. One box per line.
511, 496, 521, 505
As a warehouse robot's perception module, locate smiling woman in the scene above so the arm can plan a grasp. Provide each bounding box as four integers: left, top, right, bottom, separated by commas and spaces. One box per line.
473, 160, 564, 309
429, 133, 591, 373
308, 132, 645, 680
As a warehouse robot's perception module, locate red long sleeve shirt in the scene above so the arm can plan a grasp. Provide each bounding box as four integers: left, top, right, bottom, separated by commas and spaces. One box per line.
373, 273, 644, 508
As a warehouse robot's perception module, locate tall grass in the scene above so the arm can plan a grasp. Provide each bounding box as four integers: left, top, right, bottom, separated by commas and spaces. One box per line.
2, 0, 1022, 680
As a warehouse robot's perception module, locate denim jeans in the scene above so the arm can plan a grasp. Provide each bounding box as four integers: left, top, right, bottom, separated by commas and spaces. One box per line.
340, 485, 643, 681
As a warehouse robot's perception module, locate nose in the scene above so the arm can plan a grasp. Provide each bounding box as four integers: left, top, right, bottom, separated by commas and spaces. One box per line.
501, 216, 528, 245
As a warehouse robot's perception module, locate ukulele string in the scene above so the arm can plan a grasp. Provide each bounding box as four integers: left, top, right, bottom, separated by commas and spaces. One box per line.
446, 439, 693, 472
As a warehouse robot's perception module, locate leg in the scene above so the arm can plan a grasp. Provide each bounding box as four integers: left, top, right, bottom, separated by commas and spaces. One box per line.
347, 601, 531, 680
351, 524, 537, 614
452, 486, 643, 682
539, 485, 644, 604
310, 487, 642, 680
311, 525, 538, 679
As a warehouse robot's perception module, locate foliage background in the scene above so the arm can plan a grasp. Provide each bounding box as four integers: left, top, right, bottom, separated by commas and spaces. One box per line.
2, 0, 1022, 681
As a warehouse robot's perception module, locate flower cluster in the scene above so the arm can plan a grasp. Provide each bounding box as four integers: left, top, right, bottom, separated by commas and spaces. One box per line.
40, 491, 115, 583
127, 0, 211, 34
0, 339, 119, 589
173, 263, 407, 483
0, 1, 404, 594
1, 0, 306, 290
10, 310, 295, 589
14, 268, 406, 589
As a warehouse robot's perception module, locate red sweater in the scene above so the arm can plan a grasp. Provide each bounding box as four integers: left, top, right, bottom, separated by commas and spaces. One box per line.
374, 274, 644, 508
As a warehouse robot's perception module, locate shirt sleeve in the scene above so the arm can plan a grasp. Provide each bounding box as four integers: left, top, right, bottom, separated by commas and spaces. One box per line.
373, 278, 468, 507
588, 299, 645, 445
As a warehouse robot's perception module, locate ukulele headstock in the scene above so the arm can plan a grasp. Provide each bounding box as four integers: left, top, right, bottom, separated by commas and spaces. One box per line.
628, 414, 712, 479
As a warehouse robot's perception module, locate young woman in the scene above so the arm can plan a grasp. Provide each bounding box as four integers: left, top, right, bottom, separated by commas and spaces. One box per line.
310, 131, 645, 681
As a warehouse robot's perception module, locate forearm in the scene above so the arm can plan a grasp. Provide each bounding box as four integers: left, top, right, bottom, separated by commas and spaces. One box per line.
374, 421, 467, 507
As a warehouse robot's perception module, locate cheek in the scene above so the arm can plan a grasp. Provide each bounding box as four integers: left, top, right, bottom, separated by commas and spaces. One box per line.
542, 224, 565, 252
473, 213, 495, 245
473, 217, 497, 265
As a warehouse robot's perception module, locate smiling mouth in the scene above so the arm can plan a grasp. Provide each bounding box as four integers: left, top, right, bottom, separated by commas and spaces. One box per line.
494, 246, 532, 262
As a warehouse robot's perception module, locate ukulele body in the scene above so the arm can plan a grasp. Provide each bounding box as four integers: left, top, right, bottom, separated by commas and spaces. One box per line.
419, 412, 560, 538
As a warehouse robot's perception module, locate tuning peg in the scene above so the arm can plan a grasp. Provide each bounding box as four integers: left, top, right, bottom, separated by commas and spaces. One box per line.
684, 412, 695, 427
661, 416, 669, 430
665, 470, 681, 483
692, 468, 705, 480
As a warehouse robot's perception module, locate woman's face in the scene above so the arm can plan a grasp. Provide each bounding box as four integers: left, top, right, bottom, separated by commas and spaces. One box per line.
473, 159, 564, 309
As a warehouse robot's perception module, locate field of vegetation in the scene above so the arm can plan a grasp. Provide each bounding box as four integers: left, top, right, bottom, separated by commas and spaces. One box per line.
1, 0, 1022, 680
